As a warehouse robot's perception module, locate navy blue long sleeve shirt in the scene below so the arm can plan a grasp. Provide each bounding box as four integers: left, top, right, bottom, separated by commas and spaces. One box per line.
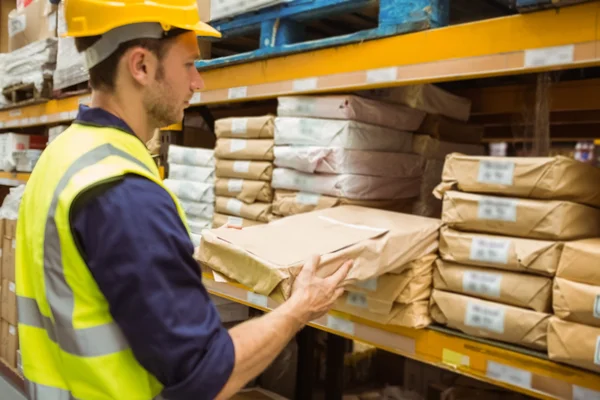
70, 106, 234, 399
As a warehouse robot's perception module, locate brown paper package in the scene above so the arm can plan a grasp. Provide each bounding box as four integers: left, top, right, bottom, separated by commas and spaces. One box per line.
215, 179, 273, 204
439, 227, 561, 277
553, 278, 600, 327
215, 160, 273, 181
1, 320, 18, 368
434, 155, 600, 208
272, 190, 415, 217
556, 239, 600, 285
215, 116, 275, 139
548, 317, 600, 373
333, 294, 431, 329
430, 290, 550, 351
212, 213, 265, 229
2, 238, 15, 283
417, 115, 483, 144
215, 139, 275, 161
215, 197, 272, 222
442, 190, 600, 240
1, 280, 16, 325
199, 206, 441, 301
433, 259, 552, 313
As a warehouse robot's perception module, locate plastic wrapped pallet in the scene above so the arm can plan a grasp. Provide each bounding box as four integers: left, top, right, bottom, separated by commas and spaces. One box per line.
164, 179, 214, 203
53, 37, 88, 90
215, 197, 272, 222
168, 164, 215, 182
13, 150, 42, 172
434, 155, 600, 208
274, 118, 413, 152
215, 179, 273, 204
168, 145, 215, 167
433, 259, 552, 312
277, 95, 426, 131
212, 213, 265, 229
3, 38, 57, 94
216, 160, 273, 181
412, 159, 445, 218
273, 146, 424, 177
417, 115, 483, 144
215, 139, 274, 161
552, 278, 600, 328
272, 168, 421, 200
430, 290, 550, 351
441, 190, 600, 240
557, 239, 600, 285
199, 206, 441, 302
333, 296, 431, 329
215, 116, 275, 139
439, 227, 562, 277
412, 135, 484, 160
548, 317, 600, 373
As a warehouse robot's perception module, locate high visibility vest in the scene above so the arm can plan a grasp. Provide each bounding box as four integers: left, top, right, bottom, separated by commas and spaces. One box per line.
16, 123, 189, 399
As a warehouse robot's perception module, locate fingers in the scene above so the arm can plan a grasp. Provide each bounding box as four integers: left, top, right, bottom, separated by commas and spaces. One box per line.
225, 224, 243, 230
325, 260, 353, 287
300, 254, 320, 278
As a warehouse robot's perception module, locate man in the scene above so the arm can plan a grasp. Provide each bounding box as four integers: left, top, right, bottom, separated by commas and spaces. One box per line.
16, 1, 352, 399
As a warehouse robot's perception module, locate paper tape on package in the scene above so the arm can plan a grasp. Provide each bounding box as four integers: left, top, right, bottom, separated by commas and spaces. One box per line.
434, 155, 600, 208
557, 239, 600, 285
412, 159, 445, 218
433, 259, 552, 313
272, 190, 415, 217
179, 200, 214, 220
215, 179, 273, 204
212, 213, 265, 229
412, 135, 484, 160
169, 164, 215, 183
199, 206, 441, 302
439, 227, 562, 277
430, 290, 550, 351
215, 115, 275, 139
553, 278, 600, 328
548, 317, 600, 373
356, 84, 472, 122
215, 160, 273, 181
417, 115, 483, 144
274, 118, 413, 152
272, 168, 421, 200
215, 139, 275, 161
164, 179, 214, 203
168, 145, 215, 167
442, 190, 600, 240
277, 95, 426, 131
273, 146, 423, 177
187, 217, 212, 235
215, 197, 272, 222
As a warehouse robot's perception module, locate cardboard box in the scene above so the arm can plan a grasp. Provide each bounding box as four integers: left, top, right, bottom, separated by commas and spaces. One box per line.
215, 197, 272, 222
8, 0, 57, 51
433, 259, 552, 313
548, 317, 600, 373
434, 155, 600, 208
556, 239, 600, 285
272, 190, 415, 217
215, 139, 275, 161
216, 179, 273, 204
215, 116, 275, 139
212, 213, 265, 229
4, 219, 16, 239
1, 320, 18, 368
215, 160, 273, 181
334, 294, 431, 328
553, 278, 600, 328
412, 135, 484, 160
417, 115, 483, 144
199, 206, 441, 301
430, 290, 550, 351
439, 227, 561, 277
2, 237, 15, 283
441, 190, 600, 240
1, 280, 16, 325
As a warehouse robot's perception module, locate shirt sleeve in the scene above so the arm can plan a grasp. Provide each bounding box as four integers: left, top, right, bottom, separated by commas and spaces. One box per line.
71, 175, 235, 400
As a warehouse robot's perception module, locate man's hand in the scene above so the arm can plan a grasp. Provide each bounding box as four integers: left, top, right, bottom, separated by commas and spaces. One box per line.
289, 255, 353, 324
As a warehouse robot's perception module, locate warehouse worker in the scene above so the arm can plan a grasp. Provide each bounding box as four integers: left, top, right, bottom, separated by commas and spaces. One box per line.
15, 1, 352, 399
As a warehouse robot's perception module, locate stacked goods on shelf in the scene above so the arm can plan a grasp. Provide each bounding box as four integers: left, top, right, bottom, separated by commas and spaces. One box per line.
53, 1, 88, 91
549, 240, 600, 373
432, 155, 600, 351
163, 145, 215, 246
199, 205, 442, 328
209, 0, 293, 21
0, 133, 46, 172
271, 95, 426, 218
48, 125, 69, 144
213, 115, 275, 228
1, 218, 17, 369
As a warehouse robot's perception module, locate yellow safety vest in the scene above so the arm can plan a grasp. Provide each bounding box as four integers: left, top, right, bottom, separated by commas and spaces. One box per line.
16, 123, 189, 400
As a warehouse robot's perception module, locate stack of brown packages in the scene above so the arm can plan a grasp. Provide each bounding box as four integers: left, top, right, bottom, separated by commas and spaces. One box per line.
213, 116, 277, 228
431, 155, 600, 352
1, 219, 18, 369
549, 239, 600, 373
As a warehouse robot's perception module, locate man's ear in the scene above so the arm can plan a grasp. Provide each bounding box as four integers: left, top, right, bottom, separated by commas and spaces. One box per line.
125, 47, 159, 86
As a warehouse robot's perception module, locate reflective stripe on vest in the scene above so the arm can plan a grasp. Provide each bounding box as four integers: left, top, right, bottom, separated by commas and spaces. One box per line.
25, 379, 168, 400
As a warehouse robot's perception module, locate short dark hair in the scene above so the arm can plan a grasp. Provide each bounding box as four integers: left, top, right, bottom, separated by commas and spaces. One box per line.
75, 29, 187, 91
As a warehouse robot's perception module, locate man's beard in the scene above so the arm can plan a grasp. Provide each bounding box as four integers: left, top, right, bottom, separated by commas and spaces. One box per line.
144, 79, 180, 129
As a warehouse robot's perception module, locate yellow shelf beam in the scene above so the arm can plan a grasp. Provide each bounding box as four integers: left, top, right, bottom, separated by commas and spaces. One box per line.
0, 171, 30, 187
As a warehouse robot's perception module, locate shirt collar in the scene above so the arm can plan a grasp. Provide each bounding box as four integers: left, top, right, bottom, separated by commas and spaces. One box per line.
74, 105, 136, 136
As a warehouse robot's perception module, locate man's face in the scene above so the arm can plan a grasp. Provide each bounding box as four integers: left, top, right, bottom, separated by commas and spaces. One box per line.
143, 32, 203, 128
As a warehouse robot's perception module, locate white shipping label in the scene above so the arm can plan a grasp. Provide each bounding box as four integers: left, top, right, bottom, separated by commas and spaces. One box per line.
9, 109, 21, 117
574, 385, 600, 400
525, 45, 575, 68
327, 315, 355, 335
595, 295, 600, 319
8, 14, 26, 37
465, 302, 505, 333
463, 270, 502, 298
596, 336, 600, 366
227, 216, 244, 227
226, 199, 243, 215
233, 161, 250, 173
346, 292, 369, 309
356, 278, 378, 292
228, 86, 247, 99
231, 118, 248, 135
247, 292, 268, 308
477, 160, 515, 186
12, 239, 16, 249
8, 326, 16, 335
229, 139, 247, 152
470, 236, 511, 265
477, 197, 518, 222
293, 78, 317, 91
227, 179, 244, 193
486, 361, 532, 389
295, 192, 320, 205
366, 67, 397, 83
294, 99, 316, 115
9, 282, 15, 292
